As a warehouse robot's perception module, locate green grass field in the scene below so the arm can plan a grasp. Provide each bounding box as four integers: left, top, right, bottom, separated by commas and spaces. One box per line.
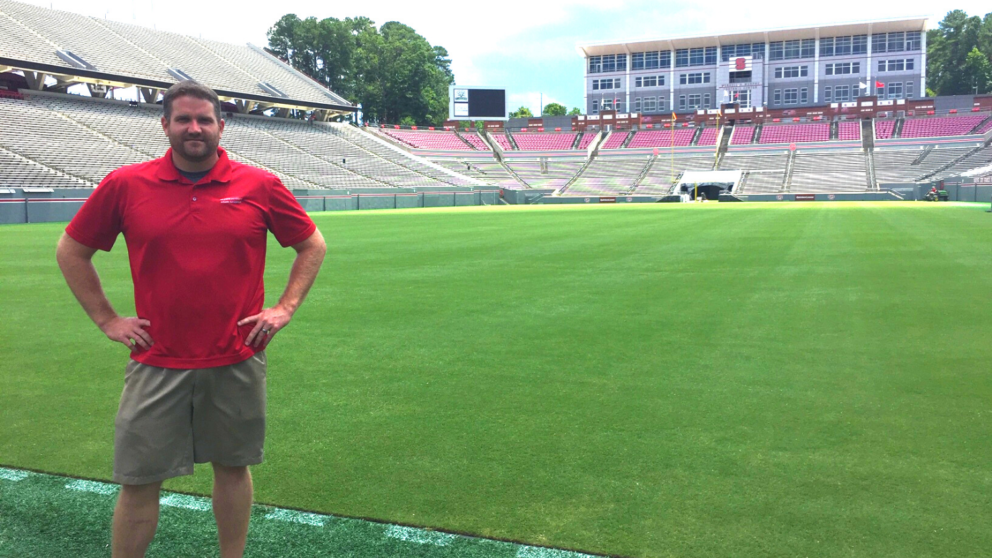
2, 202, 991, 558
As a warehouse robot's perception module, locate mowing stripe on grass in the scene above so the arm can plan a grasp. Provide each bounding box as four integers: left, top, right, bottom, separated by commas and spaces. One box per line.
263, 507, 328, 527
0, 467, 30, 482
517, 547, 597, 558
160, 493, 212, 511
65, 479, 117, 495
0, 466, 613, 557
385, 524, 458, 546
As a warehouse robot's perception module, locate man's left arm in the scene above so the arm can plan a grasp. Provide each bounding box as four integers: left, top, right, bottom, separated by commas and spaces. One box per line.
240, 229, 327, 347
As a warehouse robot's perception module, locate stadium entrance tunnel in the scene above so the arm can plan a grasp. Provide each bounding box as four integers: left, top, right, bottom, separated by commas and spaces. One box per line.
677, 170, 742, 201
682, 184, 728, 201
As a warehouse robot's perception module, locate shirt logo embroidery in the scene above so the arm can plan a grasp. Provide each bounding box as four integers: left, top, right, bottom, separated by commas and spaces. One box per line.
219, 197, 243, 204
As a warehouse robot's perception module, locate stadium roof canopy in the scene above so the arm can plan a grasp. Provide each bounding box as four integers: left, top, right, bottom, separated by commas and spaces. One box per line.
0, 0, 355, 117
577, 16, 929, 57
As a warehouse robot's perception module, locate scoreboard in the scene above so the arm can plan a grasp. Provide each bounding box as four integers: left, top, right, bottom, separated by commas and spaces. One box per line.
449, 86, 507, 120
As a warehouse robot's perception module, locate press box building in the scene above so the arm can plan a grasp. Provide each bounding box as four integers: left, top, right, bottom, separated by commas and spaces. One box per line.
577, 17, 927, 117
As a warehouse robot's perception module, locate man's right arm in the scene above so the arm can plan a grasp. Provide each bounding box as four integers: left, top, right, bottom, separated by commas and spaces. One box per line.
56, 233, 153, 350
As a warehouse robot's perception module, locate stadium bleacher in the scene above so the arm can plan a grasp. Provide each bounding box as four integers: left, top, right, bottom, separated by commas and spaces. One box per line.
0, 93, 477, 190
492, 133, 514, 151
758, 123, 829, 144
0, 0, 348, 107
576, 132, 597, 150
790, 151, 868, 192
599, 131, 629, 150
873, 145, 979, 183
431, 158, 520, 188
730, 126, 755, 145
838, 122, 861, 141
506, 159, 584, 188
566, 157, 648, 194
636, 155, 716, 194
719, 152, 789, 193
509, 132, 578, 151
900, 115, 986, 138
697, 128, 718, 147
460, 133, 491, 151
381, 129, 474, 151
626, 129, 695, 149
875, 120, 896, 139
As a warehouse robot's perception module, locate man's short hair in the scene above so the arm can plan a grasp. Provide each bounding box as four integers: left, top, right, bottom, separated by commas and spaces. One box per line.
162, 80, 221, 122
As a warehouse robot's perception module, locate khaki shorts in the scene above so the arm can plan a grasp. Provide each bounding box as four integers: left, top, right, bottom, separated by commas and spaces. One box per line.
113, 352, 266, 485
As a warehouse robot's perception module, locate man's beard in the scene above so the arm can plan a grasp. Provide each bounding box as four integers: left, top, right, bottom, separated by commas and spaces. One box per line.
171, 134, 218, 162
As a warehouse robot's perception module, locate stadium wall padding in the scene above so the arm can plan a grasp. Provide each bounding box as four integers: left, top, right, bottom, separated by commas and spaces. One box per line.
0, 195, 27, 224
454, 192, 477, 206
423, 193, 455, 207
479, 191, 498, 205
395, 193, 420, 209
542, 195, 660, 204
358, 195, 396, 210
501, 189, 556, 204
26, 199, 86, 222
324, 196, 356, 211
295, 196, 325, 212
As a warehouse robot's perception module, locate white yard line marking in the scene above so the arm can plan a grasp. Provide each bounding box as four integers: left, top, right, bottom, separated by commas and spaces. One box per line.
384, 525, 457, 546
65, 479, 117, 495
0, 468, 30, 482
516, 547, 596, 558
264, 508, 328, 527
160, 493, 211, 511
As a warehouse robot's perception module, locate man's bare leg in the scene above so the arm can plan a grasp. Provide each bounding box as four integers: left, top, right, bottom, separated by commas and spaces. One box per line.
111, 482, 162, 558
212, 464, 253, 558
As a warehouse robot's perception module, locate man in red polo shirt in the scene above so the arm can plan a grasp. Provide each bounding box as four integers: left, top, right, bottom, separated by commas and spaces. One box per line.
56, 81, 326, 558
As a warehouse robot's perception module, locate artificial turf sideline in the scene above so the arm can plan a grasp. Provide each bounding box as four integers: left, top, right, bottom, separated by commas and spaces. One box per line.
0, 465, 613, 558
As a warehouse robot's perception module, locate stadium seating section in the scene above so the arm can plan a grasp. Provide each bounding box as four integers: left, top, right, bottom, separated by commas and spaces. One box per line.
696, 128, 718, 147
626, 129, 695, 149
899, 115, 986, 138
759, 123, 829, 144
0, 94, 476, 190
381, 129, 476, 151
730, 126, 756, 145
838, 122, 861, 141
0, 0, 348, 107
509, 132, 578, 151
875, 120, 896, 139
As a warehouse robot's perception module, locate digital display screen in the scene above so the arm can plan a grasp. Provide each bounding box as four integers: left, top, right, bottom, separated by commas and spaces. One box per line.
450, 87, 506, 119
467, 89, 505, 118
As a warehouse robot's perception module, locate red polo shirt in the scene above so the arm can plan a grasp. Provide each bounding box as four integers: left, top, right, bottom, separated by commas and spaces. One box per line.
66, 147, 316, 369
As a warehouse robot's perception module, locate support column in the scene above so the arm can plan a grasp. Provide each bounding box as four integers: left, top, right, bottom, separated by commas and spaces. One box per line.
813, 34, 820, 104
866, 24, 873, 98
24, 72, 48, 91
625, 51, 631, 114
669, 45, 675, 113
140, 88, 160, 104
920, 30, 927, 98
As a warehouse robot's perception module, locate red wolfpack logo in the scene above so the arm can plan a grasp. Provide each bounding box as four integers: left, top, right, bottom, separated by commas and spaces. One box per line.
735, 58, 746, 71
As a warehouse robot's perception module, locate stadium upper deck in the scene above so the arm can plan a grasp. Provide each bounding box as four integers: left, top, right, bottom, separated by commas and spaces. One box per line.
578, 17, 927, 117
0, 0, 354, 116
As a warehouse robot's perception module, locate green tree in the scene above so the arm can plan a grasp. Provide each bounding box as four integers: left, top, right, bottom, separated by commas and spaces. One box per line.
267, 14, 454, 125
568, 107, 582, 116
927, 10, 990, 95
964, 47, 992, 93
509, 106, 533, 118
542, 102, 566, 116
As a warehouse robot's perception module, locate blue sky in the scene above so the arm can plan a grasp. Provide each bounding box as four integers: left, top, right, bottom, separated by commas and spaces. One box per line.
18, 0, 991, 114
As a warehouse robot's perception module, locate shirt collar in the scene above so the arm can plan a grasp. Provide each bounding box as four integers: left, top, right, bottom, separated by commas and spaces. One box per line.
155, 147, 233, 185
